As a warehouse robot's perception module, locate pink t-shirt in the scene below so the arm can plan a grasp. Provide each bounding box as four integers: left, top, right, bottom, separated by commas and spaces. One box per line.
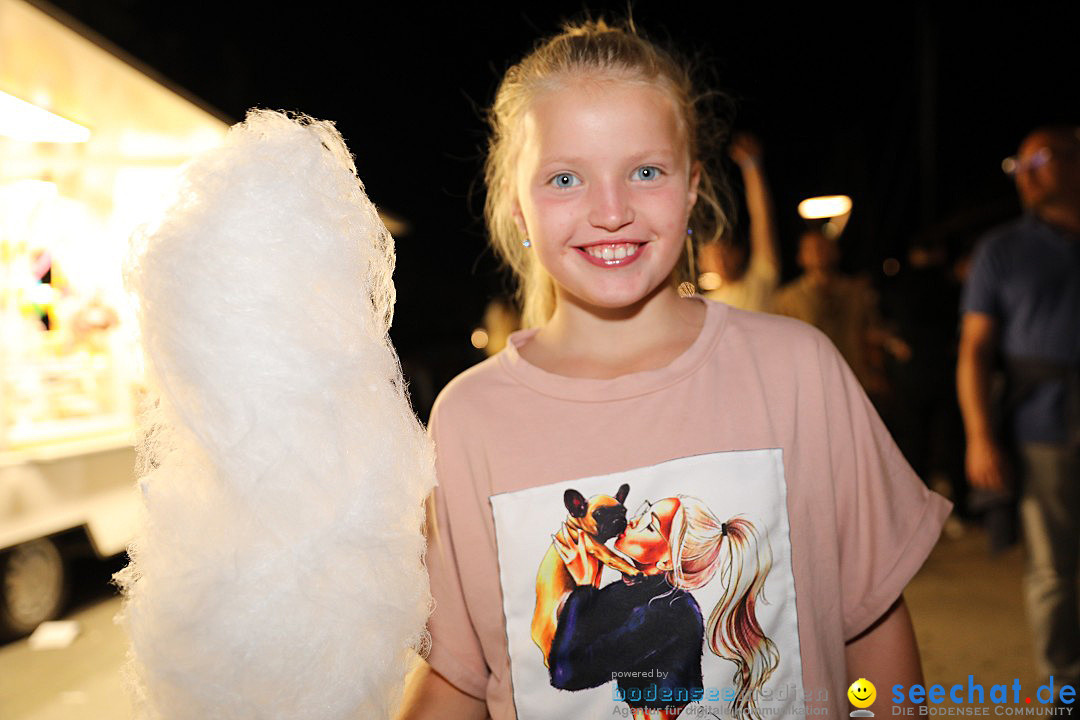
426, 298, 950, 720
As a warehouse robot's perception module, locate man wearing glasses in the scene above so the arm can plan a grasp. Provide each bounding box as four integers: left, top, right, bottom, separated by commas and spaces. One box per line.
958, 127, 1080, 694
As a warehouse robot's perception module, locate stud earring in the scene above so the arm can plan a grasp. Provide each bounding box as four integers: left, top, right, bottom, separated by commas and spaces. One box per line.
687, 227, 693, 236
522, 237, 531, 248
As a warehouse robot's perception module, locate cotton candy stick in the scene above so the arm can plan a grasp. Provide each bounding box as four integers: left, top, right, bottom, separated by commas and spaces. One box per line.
115, 110, 434, 720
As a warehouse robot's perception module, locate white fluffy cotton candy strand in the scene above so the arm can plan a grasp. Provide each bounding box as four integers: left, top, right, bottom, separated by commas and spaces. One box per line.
115, 110, 435, 720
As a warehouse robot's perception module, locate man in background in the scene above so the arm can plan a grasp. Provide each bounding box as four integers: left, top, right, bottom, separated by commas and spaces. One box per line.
771, 229, 903, 396
957, 126, 1080, 691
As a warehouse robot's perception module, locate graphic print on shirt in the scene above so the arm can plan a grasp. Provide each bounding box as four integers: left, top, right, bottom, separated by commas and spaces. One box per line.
490, 449, 803, 720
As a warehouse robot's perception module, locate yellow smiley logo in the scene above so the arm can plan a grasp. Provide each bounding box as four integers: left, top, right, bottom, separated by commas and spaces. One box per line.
847, 678, 877, 708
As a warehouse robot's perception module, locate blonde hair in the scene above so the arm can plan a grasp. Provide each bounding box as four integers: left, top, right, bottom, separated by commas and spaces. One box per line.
667, 496, 779, 719
483, 18, 733, 327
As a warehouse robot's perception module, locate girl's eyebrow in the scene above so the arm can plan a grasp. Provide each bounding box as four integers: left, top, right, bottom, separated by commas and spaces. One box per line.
626, 149, 678, 163
538, 155, 588, 167
537, 149, 678, 168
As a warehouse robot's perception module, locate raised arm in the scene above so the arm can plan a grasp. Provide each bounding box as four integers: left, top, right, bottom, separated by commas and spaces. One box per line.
956, 311, 1009, 491
730, 133, 780, 276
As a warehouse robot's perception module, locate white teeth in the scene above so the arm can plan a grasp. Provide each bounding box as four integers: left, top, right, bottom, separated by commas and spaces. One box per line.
584, 243, 640, 261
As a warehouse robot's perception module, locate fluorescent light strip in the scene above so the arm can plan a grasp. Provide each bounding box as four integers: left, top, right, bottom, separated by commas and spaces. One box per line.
798, 195, 852, 220
0, 90, 90, 143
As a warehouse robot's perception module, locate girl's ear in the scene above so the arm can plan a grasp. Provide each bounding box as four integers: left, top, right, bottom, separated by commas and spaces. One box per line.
687, 161, 701, 215
511, 197, 527, 236
509, 171, 527, 236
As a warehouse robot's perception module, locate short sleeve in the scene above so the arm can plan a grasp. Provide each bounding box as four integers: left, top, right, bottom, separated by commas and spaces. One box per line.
424, 409, 489, 699
819, 335, 953, 639
961, 234, 1004, 319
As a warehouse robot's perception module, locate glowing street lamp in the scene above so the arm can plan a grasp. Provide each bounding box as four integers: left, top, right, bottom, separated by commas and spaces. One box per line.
798, 195, 852, 219
798, 194, 852, 239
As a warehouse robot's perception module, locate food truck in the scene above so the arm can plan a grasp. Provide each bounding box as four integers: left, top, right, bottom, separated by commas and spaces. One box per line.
0, 0, 229, 637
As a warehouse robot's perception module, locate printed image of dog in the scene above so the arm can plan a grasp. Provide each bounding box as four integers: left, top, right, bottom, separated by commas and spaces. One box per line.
531, 483, 641, 666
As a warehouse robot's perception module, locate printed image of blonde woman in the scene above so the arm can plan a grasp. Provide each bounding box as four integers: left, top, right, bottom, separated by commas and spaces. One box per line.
549, 495, 779, 719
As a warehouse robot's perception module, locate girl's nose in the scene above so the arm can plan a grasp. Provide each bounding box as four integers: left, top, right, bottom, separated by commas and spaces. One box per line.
587, 180, 634, 231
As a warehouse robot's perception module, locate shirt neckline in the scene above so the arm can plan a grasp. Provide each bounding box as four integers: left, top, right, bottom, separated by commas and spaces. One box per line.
497, 296, 728, 402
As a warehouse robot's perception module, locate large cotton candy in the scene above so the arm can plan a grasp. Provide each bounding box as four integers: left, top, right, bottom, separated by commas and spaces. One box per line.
115, 109, 434, 720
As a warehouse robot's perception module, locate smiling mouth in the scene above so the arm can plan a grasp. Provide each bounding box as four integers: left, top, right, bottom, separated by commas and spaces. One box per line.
576, 242, 645, 266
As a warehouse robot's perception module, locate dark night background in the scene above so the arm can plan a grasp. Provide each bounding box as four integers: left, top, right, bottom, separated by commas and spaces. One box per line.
34, 1, 1080, 414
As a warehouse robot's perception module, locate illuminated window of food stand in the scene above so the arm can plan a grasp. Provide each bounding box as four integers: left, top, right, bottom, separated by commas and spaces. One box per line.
0, 0, 228, 636
0, 0, 228, 452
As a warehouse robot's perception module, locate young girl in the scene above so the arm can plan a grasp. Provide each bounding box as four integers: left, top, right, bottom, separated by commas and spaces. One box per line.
399, 19, 949, 720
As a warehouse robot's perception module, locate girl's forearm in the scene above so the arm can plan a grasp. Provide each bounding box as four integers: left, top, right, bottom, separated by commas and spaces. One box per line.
844, 596, 924, 711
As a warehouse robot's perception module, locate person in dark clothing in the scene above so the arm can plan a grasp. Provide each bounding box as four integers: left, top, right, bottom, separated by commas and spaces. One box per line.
884, 240, 967, 518
958, 126, 1080, 690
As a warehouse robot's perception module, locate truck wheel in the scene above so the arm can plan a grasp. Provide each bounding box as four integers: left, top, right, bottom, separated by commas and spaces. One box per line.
0, 538, 68, 639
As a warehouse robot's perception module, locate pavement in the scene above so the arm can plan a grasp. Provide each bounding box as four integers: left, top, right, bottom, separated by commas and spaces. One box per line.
0, 555, 132, 720
905, 521, 1040, 691
0, 523, 1047, 719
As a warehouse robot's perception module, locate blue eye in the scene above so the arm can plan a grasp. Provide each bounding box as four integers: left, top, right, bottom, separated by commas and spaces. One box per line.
634, 166, 662, 181
550, 173, 580, 189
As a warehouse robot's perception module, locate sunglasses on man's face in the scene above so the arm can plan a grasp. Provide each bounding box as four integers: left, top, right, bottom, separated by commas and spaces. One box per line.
1001, 146, 1052, 177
